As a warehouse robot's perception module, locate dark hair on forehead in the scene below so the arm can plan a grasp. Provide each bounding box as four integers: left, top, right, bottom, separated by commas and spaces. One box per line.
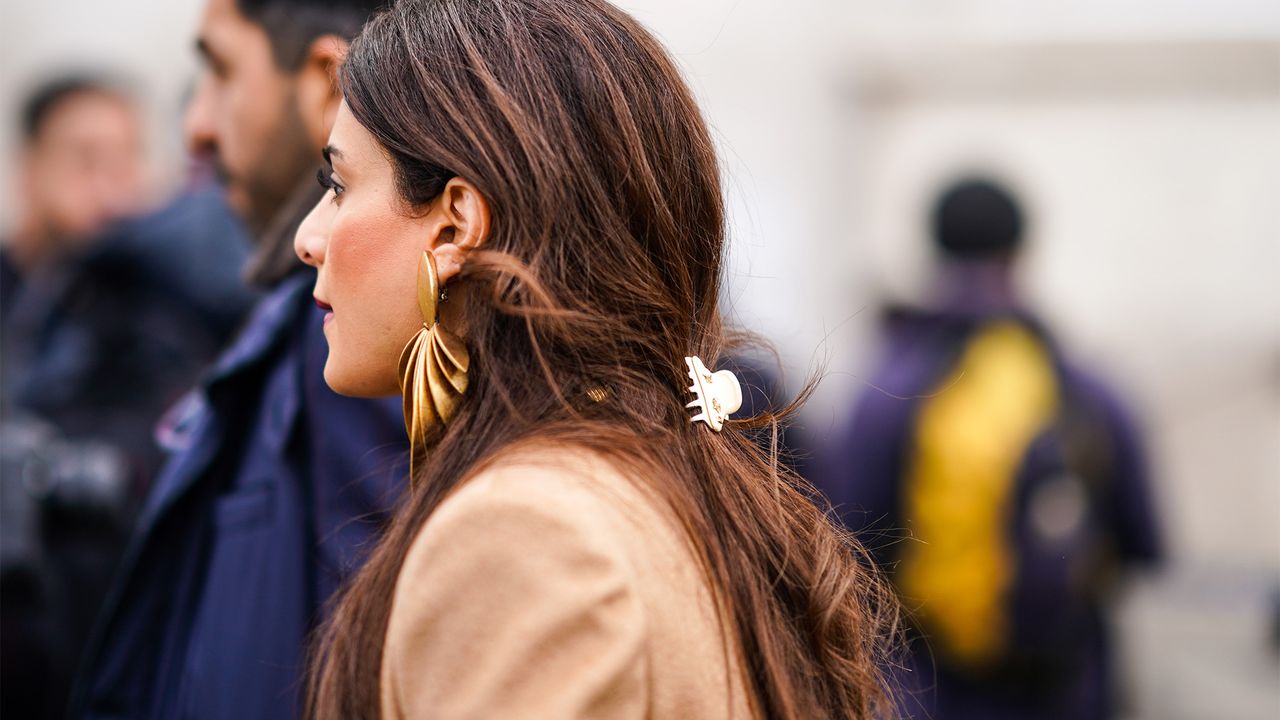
21, 73, 133, 142
236, 0, 389, 69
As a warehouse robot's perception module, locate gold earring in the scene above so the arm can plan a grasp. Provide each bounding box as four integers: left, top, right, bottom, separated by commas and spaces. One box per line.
398, 250, 469, 478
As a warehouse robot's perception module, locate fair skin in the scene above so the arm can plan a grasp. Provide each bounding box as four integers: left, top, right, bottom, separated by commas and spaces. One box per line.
16, 91, 145, 269
185, 0, 346, 230
294, 103, 490, 397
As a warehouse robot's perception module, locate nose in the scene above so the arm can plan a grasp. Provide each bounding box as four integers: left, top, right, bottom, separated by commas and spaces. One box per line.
183, 73, 217, 157
294, 196, 329, 268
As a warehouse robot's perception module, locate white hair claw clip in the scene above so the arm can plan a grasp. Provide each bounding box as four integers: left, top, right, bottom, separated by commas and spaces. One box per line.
684, 356, 743, 432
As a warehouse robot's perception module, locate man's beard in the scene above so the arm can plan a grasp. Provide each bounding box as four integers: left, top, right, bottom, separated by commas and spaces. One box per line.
232, 99, 319, 288
234, 101, 316, 237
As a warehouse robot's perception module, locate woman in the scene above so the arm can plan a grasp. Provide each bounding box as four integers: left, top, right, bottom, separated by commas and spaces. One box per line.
295, 0, 899, 717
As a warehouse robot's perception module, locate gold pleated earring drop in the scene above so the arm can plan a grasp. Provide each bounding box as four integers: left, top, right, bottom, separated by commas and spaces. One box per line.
398, 250, 470, 479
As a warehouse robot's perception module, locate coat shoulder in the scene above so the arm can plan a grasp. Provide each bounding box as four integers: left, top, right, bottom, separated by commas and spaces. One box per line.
383, 448, 652, 718
439, 448, 647, 533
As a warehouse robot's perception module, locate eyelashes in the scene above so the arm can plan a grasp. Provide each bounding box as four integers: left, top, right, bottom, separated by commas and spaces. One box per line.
316, 167, 345, 199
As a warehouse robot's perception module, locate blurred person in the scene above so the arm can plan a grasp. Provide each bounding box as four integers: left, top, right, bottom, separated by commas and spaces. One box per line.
67, 1, 408, 719
0, 75, 255, 720
297, 2, 901, 718
813, 177, 1163, 720
4, 75, 145, 277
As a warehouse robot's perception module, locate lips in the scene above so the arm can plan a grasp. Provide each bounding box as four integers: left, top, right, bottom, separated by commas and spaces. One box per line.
316, 298, 335, 329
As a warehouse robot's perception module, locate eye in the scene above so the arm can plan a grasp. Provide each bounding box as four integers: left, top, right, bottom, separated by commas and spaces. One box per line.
316, 167, 345, 202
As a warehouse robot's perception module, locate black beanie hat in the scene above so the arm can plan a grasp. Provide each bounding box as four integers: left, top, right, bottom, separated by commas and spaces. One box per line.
930, 178, 1024, 257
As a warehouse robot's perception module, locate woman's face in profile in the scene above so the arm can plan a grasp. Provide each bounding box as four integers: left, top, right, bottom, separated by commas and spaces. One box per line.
295, 103, 435, 398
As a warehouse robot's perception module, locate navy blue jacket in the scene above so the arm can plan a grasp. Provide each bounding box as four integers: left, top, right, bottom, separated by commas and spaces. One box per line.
71, 271, 408, 720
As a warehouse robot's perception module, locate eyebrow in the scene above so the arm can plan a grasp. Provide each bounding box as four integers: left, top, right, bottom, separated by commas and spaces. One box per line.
322, 145, 344, 166
195, 37, 216, 63
194, 36, 232, 76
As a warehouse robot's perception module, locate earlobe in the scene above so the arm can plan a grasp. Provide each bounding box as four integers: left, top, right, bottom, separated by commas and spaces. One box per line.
432, 242, 467, 284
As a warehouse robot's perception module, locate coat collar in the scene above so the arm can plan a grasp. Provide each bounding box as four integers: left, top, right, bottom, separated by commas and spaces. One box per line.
137, 271, 315, 538
206, 270, 314, 385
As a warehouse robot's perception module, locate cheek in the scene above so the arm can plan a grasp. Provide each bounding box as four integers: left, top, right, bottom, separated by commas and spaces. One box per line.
324, 212, 423, 395
229, 87, 261, 156
41, 164, 98, 231
222, 76, 275, 160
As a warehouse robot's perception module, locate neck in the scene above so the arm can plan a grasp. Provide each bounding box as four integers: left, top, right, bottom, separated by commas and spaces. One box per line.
932, 256, 1019, 313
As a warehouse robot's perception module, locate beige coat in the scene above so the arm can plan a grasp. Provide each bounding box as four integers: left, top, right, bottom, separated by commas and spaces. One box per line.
379, 449, 756, 719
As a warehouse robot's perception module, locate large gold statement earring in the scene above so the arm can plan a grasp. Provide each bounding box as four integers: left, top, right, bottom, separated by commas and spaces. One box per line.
398, 250, 469, 478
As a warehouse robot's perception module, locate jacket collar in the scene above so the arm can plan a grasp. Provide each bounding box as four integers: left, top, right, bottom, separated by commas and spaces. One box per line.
138, 270, 314, 534
206, 270, 314, 386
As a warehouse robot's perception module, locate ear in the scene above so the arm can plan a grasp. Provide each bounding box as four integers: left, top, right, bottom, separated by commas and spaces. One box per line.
295, 35, 349, 152
428, 177, 491, 284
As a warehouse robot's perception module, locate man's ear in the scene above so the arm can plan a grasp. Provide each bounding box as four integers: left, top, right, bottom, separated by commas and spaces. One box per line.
429, 178, 491, 284
296, 35, 349, 152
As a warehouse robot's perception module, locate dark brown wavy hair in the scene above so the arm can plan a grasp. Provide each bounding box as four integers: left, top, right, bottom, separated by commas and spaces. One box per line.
307, 0, 900, 717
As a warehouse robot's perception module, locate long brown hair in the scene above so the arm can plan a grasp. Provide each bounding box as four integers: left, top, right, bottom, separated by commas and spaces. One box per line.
308, 0, 900, 717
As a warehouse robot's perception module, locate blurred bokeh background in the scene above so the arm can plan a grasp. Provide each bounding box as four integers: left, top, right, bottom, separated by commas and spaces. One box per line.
2, 1, 1277, 718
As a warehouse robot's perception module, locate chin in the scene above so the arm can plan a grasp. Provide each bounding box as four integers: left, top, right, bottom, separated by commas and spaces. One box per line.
321, 362, 359, 397
322, 358, 401, 398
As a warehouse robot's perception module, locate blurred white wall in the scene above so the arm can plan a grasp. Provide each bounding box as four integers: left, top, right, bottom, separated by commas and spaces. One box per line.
841, 42, 1280, 565
835, 40, 1280, 719
3, 1, 1278, 716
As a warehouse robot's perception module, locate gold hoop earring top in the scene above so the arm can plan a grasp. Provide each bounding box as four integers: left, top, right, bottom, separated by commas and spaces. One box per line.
399, 249, 470, 482
417, 250, 439, 326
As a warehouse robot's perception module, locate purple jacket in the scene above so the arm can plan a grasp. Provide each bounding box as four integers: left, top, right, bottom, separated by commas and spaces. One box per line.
814, 304, 1161, 720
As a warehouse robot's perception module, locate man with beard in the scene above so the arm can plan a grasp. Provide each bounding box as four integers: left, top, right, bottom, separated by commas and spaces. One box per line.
70, 2, 405, 719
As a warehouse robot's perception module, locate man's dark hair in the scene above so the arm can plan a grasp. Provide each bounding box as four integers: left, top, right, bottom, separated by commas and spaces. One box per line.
930, 177, 1026, 257
21, 74, 131, 142
237, 0, 389, 69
